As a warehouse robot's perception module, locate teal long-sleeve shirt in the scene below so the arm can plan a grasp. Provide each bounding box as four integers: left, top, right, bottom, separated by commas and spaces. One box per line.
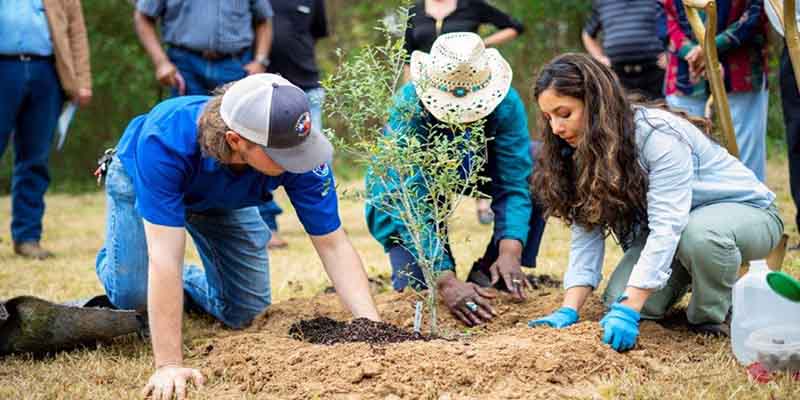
365, 83, 533, 272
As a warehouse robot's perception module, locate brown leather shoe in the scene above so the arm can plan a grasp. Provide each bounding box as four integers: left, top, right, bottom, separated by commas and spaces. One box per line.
13, 241, 54, 260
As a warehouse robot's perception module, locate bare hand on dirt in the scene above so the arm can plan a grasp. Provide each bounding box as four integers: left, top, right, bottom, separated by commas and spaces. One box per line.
155, 61, 186, 95
489, 253, 530, 301
74, 88, 92, 107
243, 61, 266, 75
438, 273, 496, 326
142, 364, 205, 400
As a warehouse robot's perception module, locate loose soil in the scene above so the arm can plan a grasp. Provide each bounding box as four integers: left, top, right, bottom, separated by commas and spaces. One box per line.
288, 317, 426, 345
195, 285, 721, 399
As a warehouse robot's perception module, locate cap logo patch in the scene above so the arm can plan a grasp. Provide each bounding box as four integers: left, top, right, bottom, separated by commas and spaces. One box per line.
312, 163, 330, 177
295, 112, 312, 137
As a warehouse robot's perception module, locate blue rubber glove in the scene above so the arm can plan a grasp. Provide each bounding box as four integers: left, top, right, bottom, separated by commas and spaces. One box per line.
528, 307, 579, 328
600, 302, 641, 352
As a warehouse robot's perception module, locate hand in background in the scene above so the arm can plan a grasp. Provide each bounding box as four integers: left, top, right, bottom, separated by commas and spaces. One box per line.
74, 88, 92, 107
155, 60, 186, 95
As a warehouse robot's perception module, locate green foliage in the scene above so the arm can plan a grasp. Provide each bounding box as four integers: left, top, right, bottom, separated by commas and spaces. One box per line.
323, 5, 488, 334
0, 0, 789, 193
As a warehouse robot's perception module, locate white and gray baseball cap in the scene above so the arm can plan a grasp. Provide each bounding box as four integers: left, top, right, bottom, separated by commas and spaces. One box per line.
220, 73, 333, 174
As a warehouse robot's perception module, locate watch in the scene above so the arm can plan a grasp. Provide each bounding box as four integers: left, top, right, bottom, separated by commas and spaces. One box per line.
255, 56, 270, 69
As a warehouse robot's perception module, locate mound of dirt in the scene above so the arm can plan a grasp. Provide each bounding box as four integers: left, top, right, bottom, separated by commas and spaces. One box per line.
288, 317, 426, 345
194, 288, 722, 399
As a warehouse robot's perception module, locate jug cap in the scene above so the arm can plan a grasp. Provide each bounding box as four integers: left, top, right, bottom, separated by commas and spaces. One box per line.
767, 271, 800, 303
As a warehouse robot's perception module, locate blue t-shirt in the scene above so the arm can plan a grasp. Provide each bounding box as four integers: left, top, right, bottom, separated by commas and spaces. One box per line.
116, 96, 340, 236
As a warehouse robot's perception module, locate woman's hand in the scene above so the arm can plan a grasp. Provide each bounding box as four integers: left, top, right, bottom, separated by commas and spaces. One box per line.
599, 302, 641, 352
528, 307, 579, 329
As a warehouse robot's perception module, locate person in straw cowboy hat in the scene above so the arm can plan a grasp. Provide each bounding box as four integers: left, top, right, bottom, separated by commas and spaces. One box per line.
366, 32, 546, 326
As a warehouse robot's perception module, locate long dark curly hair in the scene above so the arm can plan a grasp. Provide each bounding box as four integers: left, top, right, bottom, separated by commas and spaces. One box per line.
532, 53, 649, 243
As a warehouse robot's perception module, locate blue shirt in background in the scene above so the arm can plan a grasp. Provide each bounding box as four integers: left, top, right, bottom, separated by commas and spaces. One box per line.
136, 0, 274, 54
0, 0, 53, 56
116, 96, 340, 236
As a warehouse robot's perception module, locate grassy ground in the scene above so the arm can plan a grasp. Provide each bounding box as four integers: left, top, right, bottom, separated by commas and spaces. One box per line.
0, 158, 799, 399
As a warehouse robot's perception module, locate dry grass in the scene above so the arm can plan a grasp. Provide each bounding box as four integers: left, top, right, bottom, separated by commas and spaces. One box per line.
0, 158, 799, 399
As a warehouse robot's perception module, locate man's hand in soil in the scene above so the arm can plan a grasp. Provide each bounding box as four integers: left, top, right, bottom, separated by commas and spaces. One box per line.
489, 239, 530, 300
528, 307, 579, 329
600, 302, 641, 352
142, 364, 205, 400
437, 271, 496, 326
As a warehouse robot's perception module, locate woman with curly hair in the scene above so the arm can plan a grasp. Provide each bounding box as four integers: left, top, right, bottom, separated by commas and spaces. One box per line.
527, 53, 783, 352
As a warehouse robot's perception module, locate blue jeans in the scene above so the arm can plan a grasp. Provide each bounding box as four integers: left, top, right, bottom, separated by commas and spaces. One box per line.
259, 87, 326, 231
667, 87, 768, 182
95, 157, 272, 329
166, 47, 250, 96
0, 58, 63, 243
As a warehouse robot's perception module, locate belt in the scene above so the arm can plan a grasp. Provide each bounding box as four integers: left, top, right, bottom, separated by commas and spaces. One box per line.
169, 45, 247, 61
0, 54, 54, 61
613, 60, 659, 74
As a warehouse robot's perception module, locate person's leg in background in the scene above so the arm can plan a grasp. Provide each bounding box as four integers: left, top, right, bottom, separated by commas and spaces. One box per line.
728, 84, 769, 183
0, 59, 25, 251
666, 93, 707, 117
0, 58, 63, 258
781, 44, 800, 247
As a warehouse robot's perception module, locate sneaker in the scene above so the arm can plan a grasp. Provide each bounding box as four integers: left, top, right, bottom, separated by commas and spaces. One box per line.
13, 241, 54, 260
688, 321, 730, 337
688, 310, 731, 337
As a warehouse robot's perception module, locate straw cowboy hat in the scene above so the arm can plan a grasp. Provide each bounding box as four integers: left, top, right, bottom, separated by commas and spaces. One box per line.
410, 32, 513, 124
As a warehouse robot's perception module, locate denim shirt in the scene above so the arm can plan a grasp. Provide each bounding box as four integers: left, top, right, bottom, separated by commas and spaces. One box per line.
137, 0, 274, 54
564, 107, 775, 291
0, 0, 53, 56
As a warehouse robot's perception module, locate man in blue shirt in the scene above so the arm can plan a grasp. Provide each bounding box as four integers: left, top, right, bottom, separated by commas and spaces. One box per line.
366, 33, 546, 327
96, 74, 380, 399
0, 0, 92, 259
133, 0, 274, 96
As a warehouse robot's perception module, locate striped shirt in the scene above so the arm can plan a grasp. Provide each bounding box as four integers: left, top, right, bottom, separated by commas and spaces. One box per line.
584, 0, 665, 63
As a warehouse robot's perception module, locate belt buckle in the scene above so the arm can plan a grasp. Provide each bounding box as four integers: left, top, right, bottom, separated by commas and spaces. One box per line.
19, 54, 31, 62
201, 50, 221, 60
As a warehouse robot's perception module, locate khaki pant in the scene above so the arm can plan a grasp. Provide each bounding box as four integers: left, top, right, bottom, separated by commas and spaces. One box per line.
602, 202, 783, 324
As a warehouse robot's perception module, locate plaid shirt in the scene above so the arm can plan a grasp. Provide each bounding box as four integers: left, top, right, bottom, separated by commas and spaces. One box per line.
664, 0, 768, 97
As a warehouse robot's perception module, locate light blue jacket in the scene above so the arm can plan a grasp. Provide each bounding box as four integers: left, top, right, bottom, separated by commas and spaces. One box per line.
564, 107, 776, 291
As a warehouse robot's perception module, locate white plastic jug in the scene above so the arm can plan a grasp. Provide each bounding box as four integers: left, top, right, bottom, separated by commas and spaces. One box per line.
731, 260, 800, 365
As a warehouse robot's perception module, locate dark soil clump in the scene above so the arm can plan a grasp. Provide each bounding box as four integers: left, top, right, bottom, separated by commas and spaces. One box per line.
289, 317, 426, 345
526, 274, 562, 290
